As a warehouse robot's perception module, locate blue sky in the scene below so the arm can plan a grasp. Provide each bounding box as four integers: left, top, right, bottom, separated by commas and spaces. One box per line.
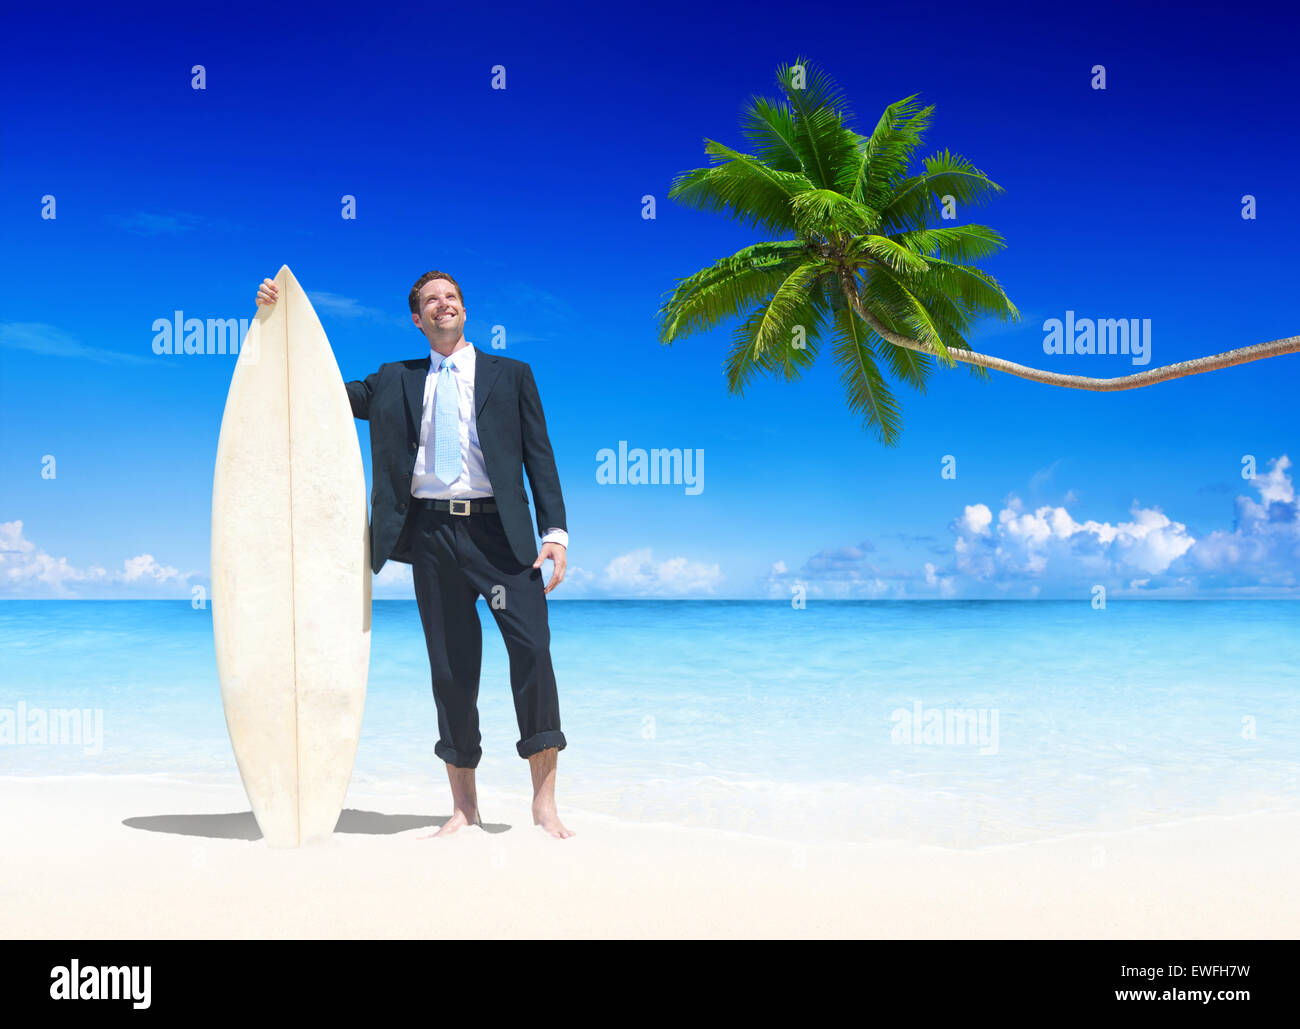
1, 0, 1295, 599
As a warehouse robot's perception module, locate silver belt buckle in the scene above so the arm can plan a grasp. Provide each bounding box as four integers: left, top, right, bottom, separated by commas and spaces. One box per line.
448, 498, 472, 516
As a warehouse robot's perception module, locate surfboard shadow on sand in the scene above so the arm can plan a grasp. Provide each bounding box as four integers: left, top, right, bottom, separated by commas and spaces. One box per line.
122, 809, 510, 840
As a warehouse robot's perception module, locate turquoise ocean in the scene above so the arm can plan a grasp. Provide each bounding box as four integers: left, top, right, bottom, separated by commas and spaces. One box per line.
2, 599, 1297, 848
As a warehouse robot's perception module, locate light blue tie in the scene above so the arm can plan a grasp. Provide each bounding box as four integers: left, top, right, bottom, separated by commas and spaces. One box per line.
433, 357, 461, 484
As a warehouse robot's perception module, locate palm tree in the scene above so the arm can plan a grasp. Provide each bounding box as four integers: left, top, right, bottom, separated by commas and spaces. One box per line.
655, 56, 1300, 445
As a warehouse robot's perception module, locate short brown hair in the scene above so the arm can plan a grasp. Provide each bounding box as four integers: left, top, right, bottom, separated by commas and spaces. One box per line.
408, 271, 464, 314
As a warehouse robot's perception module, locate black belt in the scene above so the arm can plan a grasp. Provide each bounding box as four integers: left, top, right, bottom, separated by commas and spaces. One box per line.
414, 497, 497, 515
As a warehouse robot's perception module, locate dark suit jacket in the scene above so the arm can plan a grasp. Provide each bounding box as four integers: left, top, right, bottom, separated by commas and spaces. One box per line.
344, 346, 566, 574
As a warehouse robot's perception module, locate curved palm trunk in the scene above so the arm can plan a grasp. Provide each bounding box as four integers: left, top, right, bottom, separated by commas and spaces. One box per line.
841, 276, 1300, 391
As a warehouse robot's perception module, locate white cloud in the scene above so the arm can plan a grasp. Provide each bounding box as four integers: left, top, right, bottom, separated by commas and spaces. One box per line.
960, 503, 993, 535
370, 560, 416, 599
0, 521, 198, 597
0, 322, 154, 365
975, 499, 1196, 577
953, 496, 1196, 587
1256, 454, 1294, 504
106, 210, 210, 235
1029, 457, 1063, 491
306, 291, 405, 325
121, 554, 186, 583
923, 561, 956, 597
766, 454, 1297, 598
599, 548, 722, 596
765, 541, 908, 599
1187, 455, 1298, 589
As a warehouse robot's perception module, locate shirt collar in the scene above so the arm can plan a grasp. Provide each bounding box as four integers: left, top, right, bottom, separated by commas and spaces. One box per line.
432, 342, 474, 374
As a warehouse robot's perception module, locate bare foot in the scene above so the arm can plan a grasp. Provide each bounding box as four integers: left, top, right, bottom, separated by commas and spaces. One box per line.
418, 808, 482, 839
532, 801, 575, 839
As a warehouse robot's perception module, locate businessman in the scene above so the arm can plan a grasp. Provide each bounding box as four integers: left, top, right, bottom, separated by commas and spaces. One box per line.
256, 270, 573, 839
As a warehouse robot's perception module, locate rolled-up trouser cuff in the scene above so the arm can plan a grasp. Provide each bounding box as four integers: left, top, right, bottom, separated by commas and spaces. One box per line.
517, 730, 567, 759
436, 740, 482, 769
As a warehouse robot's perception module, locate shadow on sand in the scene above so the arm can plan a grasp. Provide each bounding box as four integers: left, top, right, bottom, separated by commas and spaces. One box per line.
121, 809, 510, 840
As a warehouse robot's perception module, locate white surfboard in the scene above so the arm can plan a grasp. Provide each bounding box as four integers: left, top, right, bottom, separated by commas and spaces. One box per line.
211, 264, 371, 848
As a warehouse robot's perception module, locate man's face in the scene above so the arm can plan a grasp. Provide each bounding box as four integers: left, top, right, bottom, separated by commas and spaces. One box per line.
413, 279, 465, 339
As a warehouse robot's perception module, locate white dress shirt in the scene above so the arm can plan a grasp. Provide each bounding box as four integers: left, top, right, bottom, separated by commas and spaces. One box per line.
410, 343, 567, 549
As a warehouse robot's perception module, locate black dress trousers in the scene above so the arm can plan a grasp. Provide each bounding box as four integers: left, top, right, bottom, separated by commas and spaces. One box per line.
406, 501, 567, 768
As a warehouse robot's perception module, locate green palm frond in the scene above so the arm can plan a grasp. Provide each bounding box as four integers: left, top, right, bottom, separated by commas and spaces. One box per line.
754, 274, 834, 381
789, 188, 880, 237
864, 263, 1003, 377
850, 274, 935, 392
846, 234, 929, 277
831, 305, 902, 446
740, 94, 804, 173
881, 149, 1006, 233
865, 266, 956, 365
667, 140, 813, 236
722, 258, 824, 393
772, 55, 861, 191
878, 337, 935, 391
891, 224, 1007, 263
656, 241, 810, 344
844, 95, 936, 208
921, 258, 1020, 323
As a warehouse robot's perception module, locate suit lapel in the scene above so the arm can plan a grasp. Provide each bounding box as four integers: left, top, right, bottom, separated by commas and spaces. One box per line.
402, 355, 430, 438
404, 348, 501, 438
473, 346, 503, 416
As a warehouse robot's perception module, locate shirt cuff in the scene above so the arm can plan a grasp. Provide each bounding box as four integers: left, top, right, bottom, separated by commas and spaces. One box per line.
540, 528, 568, 549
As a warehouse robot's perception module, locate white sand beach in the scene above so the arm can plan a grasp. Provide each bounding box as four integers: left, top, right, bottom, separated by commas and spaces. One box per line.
1, 775, 1296, 939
